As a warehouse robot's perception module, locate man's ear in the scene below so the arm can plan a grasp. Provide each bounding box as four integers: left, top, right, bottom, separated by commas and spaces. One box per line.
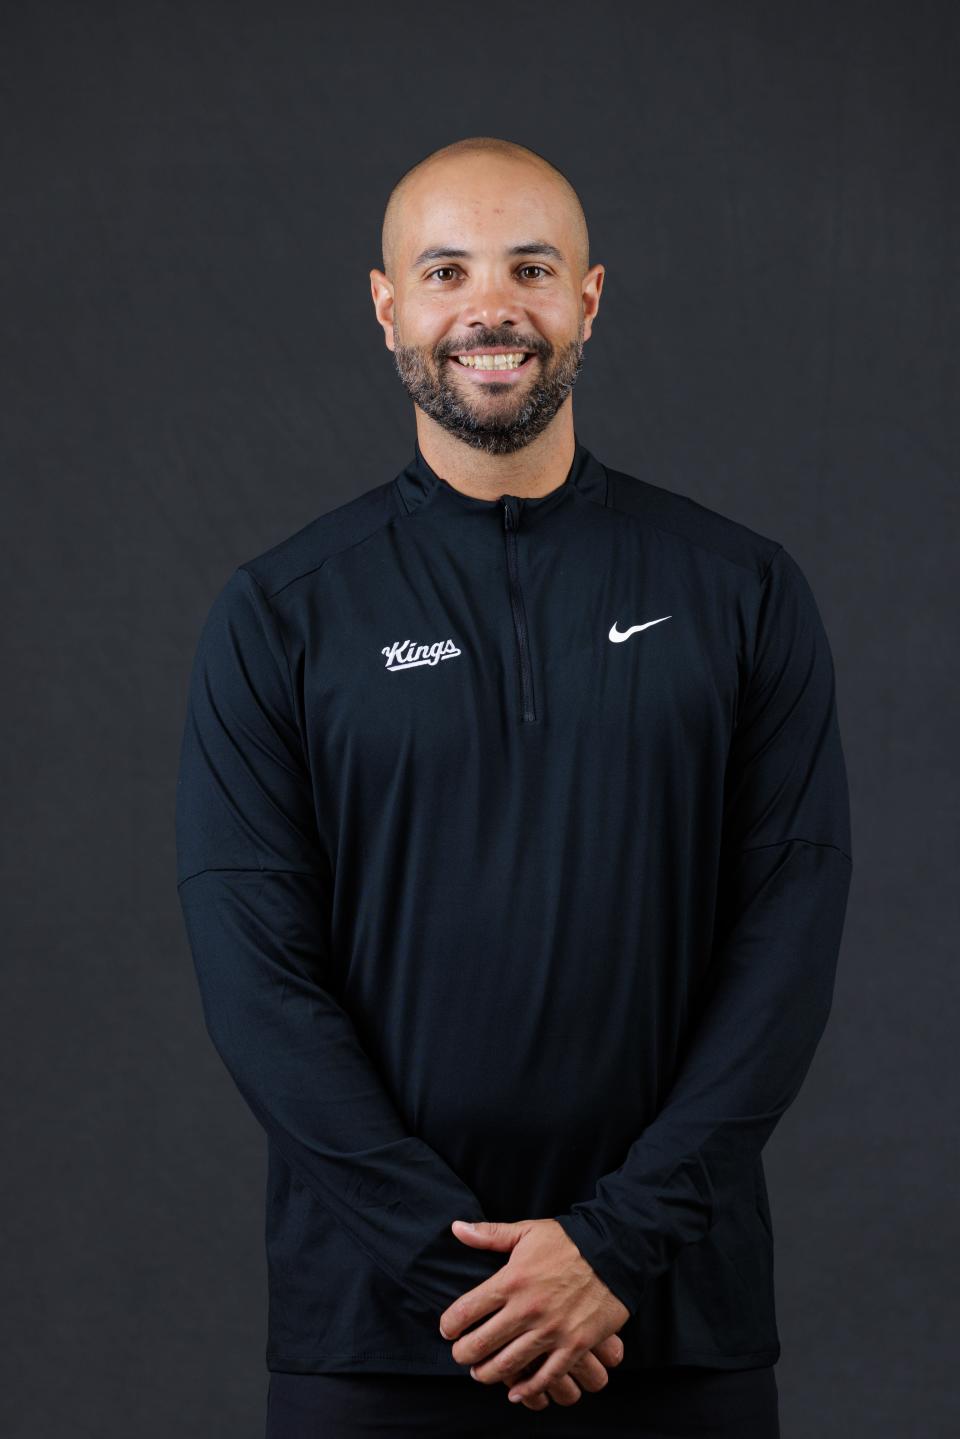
369, 270, 396, 352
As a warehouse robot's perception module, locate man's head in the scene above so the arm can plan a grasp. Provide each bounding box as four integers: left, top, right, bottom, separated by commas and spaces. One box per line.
370, 137, 604, 456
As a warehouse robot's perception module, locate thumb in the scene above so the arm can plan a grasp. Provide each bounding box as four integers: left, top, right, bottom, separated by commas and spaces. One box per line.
450, 1219, 520, 1251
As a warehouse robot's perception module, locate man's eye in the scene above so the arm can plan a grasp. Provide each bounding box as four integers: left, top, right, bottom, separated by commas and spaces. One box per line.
425, 265, 550, 282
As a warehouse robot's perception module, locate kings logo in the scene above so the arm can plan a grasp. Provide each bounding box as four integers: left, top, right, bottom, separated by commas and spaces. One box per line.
381, 638, 462, 671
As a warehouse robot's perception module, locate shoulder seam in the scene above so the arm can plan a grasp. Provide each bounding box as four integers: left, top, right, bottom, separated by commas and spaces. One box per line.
759, 543, 785, 584
177, 865, 324, 890
241, 568, 297, 690
239, 568, 314, 776
739, 837, 852, 863
245, 500, 406, 602
739, 541, 787, 701
587, 483, 781, 579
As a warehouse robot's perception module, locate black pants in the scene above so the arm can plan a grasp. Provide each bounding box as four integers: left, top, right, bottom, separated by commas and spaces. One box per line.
265, 1364, 780, 1438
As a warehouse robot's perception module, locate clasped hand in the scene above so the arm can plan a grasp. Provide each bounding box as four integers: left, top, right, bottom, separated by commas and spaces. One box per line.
437, 1217, 630, 1412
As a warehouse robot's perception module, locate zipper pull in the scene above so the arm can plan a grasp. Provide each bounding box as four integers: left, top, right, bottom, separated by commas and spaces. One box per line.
502, 496, 516, 530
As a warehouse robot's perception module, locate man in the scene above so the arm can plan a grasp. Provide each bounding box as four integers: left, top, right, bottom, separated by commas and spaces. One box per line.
175, 136, 853, 1438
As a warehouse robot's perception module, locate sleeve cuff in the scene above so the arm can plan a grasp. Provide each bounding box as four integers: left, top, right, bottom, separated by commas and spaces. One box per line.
553, 1211, 645, 1318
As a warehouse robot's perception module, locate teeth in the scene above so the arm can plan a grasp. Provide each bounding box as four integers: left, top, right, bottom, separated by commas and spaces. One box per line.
456, 352, 528, 369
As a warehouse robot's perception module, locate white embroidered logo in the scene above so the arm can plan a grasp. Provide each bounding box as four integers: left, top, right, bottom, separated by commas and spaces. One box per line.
608, 616, 672, 643
382, 638, 462, 671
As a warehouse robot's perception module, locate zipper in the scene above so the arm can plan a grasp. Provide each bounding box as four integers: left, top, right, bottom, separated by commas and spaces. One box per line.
501, 496, 537, 722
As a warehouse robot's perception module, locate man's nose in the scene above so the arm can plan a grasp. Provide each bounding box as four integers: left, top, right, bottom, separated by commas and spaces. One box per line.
459, 279, 526, 331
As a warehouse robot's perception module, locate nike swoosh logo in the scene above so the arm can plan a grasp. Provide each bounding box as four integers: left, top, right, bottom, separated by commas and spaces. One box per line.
608, 616, 672, 642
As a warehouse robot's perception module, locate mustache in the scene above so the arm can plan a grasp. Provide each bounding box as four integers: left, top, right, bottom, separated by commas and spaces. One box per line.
439, 340, 545, 358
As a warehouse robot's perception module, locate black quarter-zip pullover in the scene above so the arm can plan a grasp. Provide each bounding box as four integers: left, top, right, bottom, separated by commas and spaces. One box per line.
175, 436, 853, 1375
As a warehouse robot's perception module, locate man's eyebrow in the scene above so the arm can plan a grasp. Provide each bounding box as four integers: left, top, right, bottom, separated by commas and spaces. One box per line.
410, 242, 566, 271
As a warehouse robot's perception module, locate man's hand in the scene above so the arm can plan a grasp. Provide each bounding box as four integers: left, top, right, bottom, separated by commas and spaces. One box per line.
495, 1332, 625, 1412
438, 1217, 631, 1410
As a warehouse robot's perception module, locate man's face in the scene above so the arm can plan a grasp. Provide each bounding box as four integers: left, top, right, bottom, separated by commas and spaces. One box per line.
371, 159, 603, 456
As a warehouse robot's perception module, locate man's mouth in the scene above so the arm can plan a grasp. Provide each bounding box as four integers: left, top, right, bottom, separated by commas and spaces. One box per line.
446, 351, 537, 383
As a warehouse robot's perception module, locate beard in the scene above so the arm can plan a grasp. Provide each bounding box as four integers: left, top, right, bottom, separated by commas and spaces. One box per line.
391, 318, 585, 456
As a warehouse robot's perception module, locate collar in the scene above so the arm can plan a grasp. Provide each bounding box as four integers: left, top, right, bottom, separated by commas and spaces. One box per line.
394, 434, 609, 519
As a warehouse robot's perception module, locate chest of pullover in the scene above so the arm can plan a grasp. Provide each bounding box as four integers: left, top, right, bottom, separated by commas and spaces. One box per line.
175, 439, 853, 1374
302, 457, 736, 1178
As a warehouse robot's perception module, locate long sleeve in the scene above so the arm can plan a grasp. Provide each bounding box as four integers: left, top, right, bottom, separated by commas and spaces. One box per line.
174, 566, 505, 1316
553, 545, 854, 1317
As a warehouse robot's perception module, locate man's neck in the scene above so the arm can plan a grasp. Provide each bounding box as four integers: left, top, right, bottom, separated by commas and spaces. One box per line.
414, 413, 577, 501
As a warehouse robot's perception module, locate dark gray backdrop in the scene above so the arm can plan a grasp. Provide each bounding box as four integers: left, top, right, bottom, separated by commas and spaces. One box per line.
2, 1, 957, 1436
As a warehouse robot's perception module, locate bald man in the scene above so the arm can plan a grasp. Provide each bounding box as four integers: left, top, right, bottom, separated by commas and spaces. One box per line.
176, 136, 851, 1438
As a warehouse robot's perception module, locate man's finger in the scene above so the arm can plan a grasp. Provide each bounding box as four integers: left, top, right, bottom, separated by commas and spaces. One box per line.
569, 1350, 612, 1394
593, 1333, 624, 1367
508, 1346, 583, 1404
438, 1281, 509, 1341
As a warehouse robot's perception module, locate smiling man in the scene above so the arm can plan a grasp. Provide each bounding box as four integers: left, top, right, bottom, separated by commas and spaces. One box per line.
380, 144, 595, 477
175, 136, 852, 1439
